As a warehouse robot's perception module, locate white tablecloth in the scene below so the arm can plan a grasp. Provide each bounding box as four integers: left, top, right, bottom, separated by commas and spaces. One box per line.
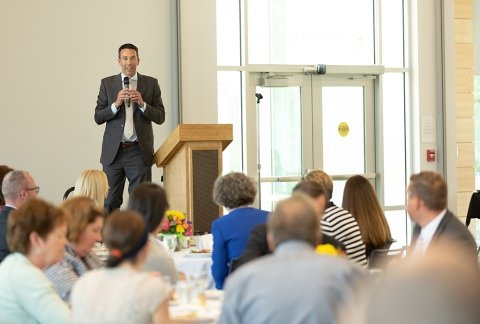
169, 290, 223, 323
173, 250, 215, 289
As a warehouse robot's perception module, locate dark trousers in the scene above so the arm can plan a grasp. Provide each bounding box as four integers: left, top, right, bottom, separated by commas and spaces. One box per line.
103, 144, 151, 213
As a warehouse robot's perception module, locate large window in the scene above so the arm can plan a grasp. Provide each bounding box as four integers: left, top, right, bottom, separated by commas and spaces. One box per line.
217, 0, 409, 246
247, 0, 374, 65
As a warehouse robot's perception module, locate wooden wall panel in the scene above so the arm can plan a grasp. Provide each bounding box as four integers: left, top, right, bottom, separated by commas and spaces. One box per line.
455, 68, 474, 93
457, 191, 473, 216
455, 0, 472, 19
457, 142, 475, 167
454, 0, 474, 221
456, 92, 474, 117
455, 43, 473, 68
456, 118, 475, 143
454, 19, 473, 43
456, 167, 475, 192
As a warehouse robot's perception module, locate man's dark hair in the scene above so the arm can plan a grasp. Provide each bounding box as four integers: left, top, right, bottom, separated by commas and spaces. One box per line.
118, 43, 139, 57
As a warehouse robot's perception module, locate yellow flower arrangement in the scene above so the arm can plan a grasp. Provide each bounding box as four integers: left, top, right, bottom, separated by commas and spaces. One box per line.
315, 243, 340, 256
161, 210, 193, 237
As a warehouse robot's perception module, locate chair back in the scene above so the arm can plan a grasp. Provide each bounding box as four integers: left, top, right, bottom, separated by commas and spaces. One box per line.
63, 186, 75, 200
369, 247, 406, 270
466, 190, 480, 227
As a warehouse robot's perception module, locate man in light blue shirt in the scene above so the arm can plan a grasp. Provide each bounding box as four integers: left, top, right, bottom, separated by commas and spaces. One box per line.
219, 194, 367, 324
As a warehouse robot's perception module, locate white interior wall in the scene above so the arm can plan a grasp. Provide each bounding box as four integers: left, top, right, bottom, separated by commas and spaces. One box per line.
178, 0, 218, 124
409, 0, 439, 173
409, 0, 457, 211
0, 0, 174, 204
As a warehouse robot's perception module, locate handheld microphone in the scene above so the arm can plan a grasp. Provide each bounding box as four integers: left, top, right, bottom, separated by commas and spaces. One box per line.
123, 76, 130, 106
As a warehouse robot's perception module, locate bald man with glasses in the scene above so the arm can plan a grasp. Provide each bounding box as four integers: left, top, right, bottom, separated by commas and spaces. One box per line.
0, 170, 39, 262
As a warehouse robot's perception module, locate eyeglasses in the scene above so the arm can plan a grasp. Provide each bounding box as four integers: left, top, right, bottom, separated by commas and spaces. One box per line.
24, 186, 40, 194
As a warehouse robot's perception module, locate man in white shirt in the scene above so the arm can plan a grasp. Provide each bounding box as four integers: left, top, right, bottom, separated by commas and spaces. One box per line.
407, 171, 477, 263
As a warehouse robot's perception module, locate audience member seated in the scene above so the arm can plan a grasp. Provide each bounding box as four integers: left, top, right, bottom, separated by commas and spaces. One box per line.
364, 241, 480, 324
0, 164, 14, 212
0, 198, 70, 323
211, 172, 269, 289
232, 223, 269, 271
303, 170, 368, 266
219, 195, 367, 324
128, 182, 179, 284
342, 175, 394, 259
234, 181, 346, 271
44, 196, 105, 302
407, 171, 477, 264
71, 210, 170, 324
293, 181, 347, 255
73, 169, 109, 208
0, 170, 39, 262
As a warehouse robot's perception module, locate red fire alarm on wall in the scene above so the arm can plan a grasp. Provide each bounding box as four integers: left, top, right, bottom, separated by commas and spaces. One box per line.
427, 149, 436, 162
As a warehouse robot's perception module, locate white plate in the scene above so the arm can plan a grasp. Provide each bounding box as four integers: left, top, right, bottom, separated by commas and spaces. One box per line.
186, 252, 212, 258
204, 290, 224, 300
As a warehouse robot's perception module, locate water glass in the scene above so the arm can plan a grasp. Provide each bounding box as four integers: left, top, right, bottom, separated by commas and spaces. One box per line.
190, 271, 208, 298
163, 234, 177, 254
175, 281, 193, 304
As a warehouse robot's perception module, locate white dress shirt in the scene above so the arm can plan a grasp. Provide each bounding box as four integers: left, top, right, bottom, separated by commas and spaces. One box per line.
414, 209, 447, 255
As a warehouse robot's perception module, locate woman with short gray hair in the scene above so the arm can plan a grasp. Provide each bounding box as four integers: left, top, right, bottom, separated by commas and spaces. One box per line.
211, 172, 269, 289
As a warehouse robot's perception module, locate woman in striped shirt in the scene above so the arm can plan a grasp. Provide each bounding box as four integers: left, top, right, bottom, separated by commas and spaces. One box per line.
44, 196, 104, 302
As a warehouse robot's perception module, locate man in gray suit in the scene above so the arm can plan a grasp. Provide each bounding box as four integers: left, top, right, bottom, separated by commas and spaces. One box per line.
95, 43, 165, 213
220, 195, 366, 324
408, 171, 477, 264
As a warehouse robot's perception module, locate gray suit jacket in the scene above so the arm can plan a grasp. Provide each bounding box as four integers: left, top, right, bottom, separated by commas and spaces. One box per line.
94, 73, 165, 166
411, 210, 477, 264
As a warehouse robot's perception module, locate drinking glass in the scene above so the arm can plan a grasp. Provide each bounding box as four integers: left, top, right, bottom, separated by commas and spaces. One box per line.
190, 271, 209, 298
163, 234, 177, 254
175, 281, 193, 304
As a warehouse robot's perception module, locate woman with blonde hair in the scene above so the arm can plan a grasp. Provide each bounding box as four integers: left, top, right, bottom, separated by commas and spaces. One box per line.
44, 196, 104, 302
73, 169, 108, 207
342, 175, 393, 259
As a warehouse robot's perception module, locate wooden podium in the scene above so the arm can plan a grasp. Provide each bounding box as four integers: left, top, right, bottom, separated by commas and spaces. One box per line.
154, 124, 233, 233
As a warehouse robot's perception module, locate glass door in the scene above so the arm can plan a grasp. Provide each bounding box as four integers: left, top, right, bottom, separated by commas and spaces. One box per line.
311, 76, 375, 205
251, 73, 308, 211
250, 73, 375, 209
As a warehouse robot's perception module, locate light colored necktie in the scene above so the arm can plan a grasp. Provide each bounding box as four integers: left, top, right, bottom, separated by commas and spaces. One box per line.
123, 79, 136, 139
413, 235, 425, 255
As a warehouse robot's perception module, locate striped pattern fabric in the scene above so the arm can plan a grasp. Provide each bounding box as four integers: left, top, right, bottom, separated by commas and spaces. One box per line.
44, 244, 103, 302
321, 203, 367, 267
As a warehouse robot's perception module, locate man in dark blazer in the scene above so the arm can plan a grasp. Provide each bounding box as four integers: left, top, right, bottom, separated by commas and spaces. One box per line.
95, 43, 165, 213
407, 171, 477, 264
0, 170, 39, 262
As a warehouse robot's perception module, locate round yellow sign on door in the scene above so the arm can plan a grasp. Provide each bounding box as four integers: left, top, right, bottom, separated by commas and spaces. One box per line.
338, 122, 349, 137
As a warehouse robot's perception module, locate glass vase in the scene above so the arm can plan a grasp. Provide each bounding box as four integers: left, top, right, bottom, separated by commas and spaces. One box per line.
177, 235, 190, 250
